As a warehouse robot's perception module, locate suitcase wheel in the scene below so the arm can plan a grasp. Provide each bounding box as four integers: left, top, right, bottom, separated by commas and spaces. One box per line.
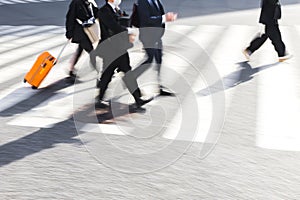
23, 79, 27, 83
31, 86, 38, 90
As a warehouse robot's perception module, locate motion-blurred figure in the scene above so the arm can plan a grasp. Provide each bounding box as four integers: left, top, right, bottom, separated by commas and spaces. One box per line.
136, 0, 177, 96
65, 0, 98, 82
243, 0, 292, 62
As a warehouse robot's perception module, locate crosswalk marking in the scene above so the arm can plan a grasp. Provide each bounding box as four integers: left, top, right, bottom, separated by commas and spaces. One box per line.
0, 0, 14, 4
7, 86, 74, 128
161, 25, 225, 142
0, 0, 66, 6
0, 24, 299, 150
0, 26, 35, 37
80, 123, 128, 136
256, 26, 300, 151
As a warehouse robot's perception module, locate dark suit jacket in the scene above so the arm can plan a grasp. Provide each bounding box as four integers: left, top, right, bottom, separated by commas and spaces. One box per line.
97, 3, 132, 58
137, 0, 165, 45
259, 0, 279, 25
98, 4, 128, 41
65, 0, 98, 43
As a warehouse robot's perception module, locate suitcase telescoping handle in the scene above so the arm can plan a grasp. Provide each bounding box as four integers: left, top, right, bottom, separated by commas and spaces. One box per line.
54, 39, 71, 65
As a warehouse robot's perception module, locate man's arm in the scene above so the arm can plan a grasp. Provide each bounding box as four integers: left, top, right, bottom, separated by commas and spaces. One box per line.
65, 0, 77, 39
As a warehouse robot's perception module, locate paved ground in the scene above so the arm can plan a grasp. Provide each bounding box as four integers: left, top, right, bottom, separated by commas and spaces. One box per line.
1, 0, 300, 199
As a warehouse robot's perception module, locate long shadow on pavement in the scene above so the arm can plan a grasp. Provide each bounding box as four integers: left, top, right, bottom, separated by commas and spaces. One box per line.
0, 78, 74, 117
0, 117, 79, 168
0, 100, 144, 167
197, 61, 279, 96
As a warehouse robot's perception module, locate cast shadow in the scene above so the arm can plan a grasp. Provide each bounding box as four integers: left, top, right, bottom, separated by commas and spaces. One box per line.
0, 78, 76, 117
197, 61, 279, 96
0, 116, 79, 167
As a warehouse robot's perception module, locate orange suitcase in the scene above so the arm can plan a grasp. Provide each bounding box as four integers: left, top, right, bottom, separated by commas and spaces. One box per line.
24, 52, 56, 89
24, 41, 69, 89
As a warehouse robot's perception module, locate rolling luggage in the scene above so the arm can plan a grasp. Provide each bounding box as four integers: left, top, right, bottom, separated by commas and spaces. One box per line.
24, 41, 69, 89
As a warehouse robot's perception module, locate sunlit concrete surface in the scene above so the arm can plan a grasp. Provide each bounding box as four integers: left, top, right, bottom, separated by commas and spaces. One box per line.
0, 1, 300, 199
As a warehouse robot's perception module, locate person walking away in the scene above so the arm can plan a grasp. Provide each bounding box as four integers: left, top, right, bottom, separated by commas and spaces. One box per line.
243, 0, 292, 62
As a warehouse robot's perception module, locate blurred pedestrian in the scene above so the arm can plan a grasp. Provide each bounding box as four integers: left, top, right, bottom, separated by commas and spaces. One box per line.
65, 0, 98, 82
95, 0, 152, 112
243, 0, 292, 62
136, 0, 177, 96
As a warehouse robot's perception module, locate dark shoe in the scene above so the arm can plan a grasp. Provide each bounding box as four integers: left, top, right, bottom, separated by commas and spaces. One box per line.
65, 71, 76, 84
95, 100, 110, 109
69, 70, 76, 77
159, 89, 175, 96
136, 97, 154, 107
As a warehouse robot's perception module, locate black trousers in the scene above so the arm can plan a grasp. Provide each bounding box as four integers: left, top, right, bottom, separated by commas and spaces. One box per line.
98, 53, 141, 102
72, 39, 93, 67
247, 23, 286, 57
142, 40, 163, 73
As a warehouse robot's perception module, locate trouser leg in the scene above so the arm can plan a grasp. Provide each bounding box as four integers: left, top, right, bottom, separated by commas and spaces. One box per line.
123, 71, 142, 102
70, 40, 93, 72
98, 62, 115, 101
118, 54, 142, 104
266, 24, 286, 57
80, 39, 93, 53
70, 45, 84, 71
247, 29, 268, 54
90, 41, 103, 74
131, 47, 155, 79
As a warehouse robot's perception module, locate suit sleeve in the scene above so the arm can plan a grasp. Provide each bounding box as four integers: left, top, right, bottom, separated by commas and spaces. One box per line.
98, 8, 127, 34
65, 0, 77, 39
137, 0, 162, 26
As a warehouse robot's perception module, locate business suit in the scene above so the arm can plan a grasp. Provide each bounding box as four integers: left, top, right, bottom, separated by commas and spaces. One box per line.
96, 3, 148, 109
136, 0, 167, 90
246, 0, 286, 57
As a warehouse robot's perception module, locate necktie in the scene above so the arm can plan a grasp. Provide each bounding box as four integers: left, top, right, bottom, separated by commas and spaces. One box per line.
115, 8, 121, 15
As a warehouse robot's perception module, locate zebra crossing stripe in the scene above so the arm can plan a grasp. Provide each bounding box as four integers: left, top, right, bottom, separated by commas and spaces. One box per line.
7, 86, 74, 128
0, 0, 14, 5
161, 25, 225, 142
256, 26, 300, 151
79, 123, 127, 136
0, 36, 67, 69
0, 85, 37, 113
0, 0, 66, 5
0, 27, 64, 55
8, 0, 26, 3
0, 26, 35, 37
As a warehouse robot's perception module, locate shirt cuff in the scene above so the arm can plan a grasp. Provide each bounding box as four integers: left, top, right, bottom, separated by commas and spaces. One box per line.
162, 15, 166, 24
127, 28, 135, 34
